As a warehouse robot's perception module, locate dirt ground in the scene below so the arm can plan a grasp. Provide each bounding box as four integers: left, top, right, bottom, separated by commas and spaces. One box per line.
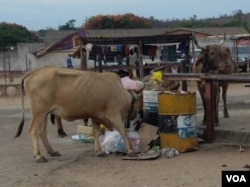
0, 82, 250, 187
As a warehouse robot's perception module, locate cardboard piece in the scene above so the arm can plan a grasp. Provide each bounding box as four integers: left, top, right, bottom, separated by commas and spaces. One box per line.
77, 125, 94, 136
122, 151, 161, 160
138, 123, 159, 153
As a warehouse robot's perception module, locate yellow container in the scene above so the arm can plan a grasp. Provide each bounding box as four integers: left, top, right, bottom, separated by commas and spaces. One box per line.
157, 91, 198, 152
158, 91, 196, 115
151, 71, 163, 82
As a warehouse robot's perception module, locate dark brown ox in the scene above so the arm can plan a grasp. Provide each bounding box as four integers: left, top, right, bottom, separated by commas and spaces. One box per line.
14, 66, 140, 163
192, 37, 233, 126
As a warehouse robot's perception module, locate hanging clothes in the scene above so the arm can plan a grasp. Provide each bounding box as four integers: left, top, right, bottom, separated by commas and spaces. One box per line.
142, 44, 149, 55
124, 44, 129, 56
148, 45, 158, 61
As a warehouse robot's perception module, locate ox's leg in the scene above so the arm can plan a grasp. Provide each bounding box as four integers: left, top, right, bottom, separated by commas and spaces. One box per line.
214, 83, 220, 126
92, 119, 106, 157
221, 84, 229, 118
29, 115, 50, 163
200, 95, 206, 126
198, 84, 206, 126
55, 116, 67, 137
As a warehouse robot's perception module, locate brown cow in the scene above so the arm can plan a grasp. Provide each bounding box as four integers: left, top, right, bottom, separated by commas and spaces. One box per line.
192, 36, 233, 126
14, 66, 141, 163
52, 72, 143, 137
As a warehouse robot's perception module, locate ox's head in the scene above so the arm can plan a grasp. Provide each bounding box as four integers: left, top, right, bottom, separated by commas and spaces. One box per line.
193, 34, 232, 74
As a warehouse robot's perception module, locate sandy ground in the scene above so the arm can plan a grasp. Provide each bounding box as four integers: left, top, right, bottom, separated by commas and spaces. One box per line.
0, 82, 250, 187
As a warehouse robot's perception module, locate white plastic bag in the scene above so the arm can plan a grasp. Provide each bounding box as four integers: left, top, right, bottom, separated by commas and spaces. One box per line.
99, 130, 140, 154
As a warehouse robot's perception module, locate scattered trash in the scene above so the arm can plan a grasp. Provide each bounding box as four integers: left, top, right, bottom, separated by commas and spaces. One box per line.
161, 147, 179, 158
239, 145, 245, 152
138, 123, 159, 153
122, 151, 161, 160
99, 130, 140, 154
122, 146, 161, 160
147, 145, 160, 154
72, 134, 93, 143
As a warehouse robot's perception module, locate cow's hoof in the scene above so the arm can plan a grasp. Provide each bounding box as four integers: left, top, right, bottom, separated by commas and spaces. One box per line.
58, 129, 67, 137
36, 156, 48, 163
96, 151, 107, 157
127, 151, 137, 157
224, 114, 230, 118
50, 151, 61, 157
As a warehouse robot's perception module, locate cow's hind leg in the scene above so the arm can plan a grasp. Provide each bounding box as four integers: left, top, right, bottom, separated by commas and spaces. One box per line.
39, 119, 61, 158
29, 115, 51, 163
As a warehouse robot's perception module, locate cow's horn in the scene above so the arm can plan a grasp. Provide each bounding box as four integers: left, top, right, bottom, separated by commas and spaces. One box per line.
192, 32, 206, 50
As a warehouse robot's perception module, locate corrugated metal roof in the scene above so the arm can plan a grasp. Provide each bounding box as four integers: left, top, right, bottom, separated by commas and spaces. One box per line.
188, 27, 248, 36
84, 33, 192, 45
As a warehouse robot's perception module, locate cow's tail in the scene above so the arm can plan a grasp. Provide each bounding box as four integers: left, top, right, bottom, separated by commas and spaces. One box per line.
14, 66, 53, 138
14, 77, 25, 138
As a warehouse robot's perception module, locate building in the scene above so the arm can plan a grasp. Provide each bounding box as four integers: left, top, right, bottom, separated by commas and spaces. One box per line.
1, 27, 249, 72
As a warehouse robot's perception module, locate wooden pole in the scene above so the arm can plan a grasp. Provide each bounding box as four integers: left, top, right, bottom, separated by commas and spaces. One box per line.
138, 40, 144, 79
205, 80, 215, 142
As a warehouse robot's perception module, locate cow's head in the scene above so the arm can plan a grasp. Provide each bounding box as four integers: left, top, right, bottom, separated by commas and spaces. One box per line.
193, 34, 232, 74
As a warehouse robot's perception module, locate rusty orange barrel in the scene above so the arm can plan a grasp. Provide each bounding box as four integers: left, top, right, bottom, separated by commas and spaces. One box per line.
157, 91, 198, 153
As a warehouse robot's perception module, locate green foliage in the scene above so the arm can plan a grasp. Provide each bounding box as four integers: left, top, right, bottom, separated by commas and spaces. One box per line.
173, 19, 218, 28
58, 19, 77, 30
0, 22, 39, 51
148, 9, 249, 32
84, 13, 151, 29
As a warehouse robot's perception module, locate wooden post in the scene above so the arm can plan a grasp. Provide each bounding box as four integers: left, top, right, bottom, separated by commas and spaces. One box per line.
181, 60, 187, 91
204, 80, 215, 142
138, 40, 144, 79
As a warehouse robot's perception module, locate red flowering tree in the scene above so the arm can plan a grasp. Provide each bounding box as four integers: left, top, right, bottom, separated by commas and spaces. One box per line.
84, 13, 151, 29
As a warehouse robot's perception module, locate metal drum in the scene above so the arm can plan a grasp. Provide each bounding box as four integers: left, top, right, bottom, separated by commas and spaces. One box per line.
158, 91, 198, 153
142, 89, 160, 126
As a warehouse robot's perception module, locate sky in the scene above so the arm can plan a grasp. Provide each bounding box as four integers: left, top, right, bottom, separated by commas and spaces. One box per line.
1, 0, 250, 31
